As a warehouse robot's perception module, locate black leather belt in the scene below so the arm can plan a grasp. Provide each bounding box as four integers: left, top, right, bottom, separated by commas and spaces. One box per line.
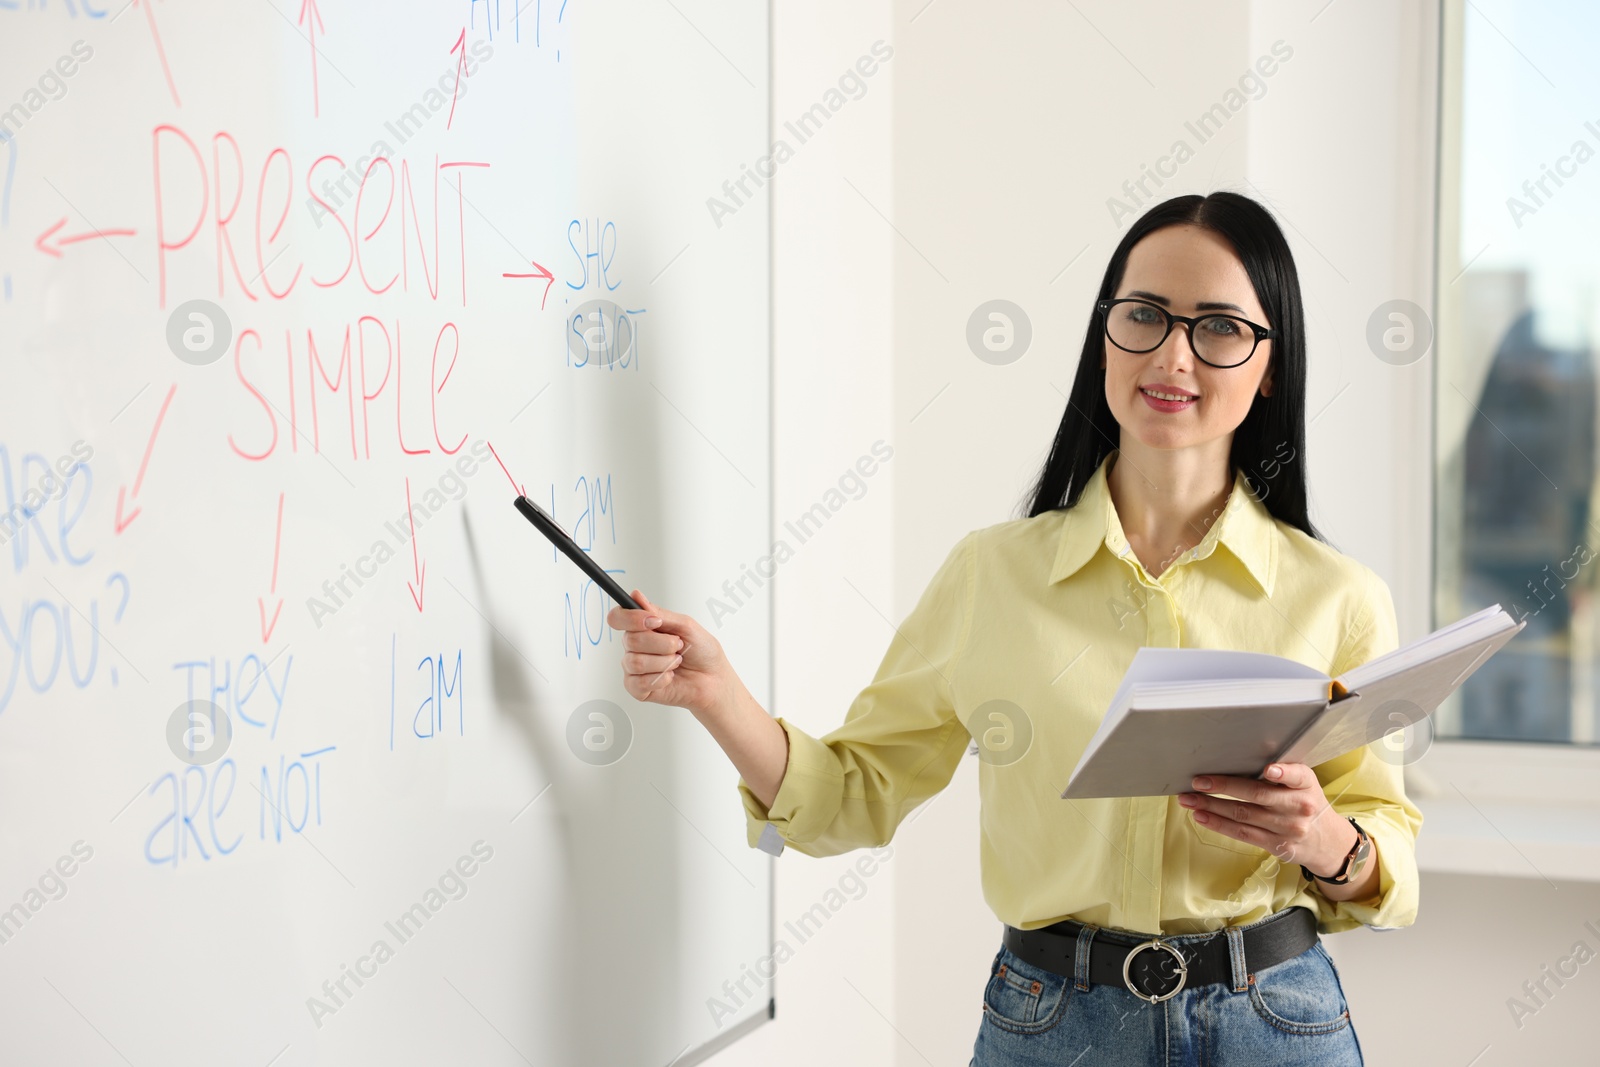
1001, 905, 1318, 1004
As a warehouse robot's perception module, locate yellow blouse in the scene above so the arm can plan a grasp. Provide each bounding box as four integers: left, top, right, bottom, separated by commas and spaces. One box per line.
737, 450, 1420, 936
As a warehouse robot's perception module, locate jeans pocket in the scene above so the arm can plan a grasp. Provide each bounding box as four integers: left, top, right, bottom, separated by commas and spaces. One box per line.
1247, 942, 1352, 1036
982, 946, 1071, 1036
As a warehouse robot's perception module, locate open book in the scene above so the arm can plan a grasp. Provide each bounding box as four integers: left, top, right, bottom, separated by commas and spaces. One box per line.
1060, 604, 1526, 799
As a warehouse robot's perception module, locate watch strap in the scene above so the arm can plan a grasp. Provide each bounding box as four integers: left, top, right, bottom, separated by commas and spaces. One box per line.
1302, 816, 1371, 886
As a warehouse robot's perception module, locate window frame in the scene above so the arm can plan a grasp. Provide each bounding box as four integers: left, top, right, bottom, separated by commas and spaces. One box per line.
1418, 0, 1600, 883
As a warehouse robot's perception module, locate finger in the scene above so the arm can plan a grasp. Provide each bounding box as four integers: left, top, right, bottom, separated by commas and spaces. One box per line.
621, 653, 675, 697
624, 594, 683, 684
635, 590, 673, 624
1189, 774, 1274, 804
608, 589, 667, 633
608, 604, 662, 632
1186, 807, 1274, 850
643, 653, 684, 694
1180, 792, 1290, 833
633, 590, 692, 657
623, 630, 684, 656
625, 650, 683, 676
1260, 762, 1317, 790
632, 590, 679, 634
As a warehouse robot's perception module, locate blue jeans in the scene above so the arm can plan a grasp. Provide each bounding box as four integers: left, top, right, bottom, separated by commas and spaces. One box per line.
971, 909, 1363, 1066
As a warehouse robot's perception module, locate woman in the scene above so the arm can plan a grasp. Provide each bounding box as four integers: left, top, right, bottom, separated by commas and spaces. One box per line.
606, 191, 1419, 1065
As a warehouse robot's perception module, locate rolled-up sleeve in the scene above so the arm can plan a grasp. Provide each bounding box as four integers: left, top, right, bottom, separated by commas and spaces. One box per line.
1309, 569, 1423, 932
738, 532, 977, 857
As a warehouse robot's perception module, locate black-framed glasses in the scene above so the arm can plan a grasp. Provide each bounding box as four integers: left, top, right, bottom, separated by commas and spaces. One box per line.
1096, 297, 1277, 369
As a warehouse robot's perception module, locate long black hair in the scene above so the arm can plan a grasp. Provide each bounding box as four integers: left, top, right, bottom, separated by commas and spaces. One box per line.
1018, 190, 1326, 546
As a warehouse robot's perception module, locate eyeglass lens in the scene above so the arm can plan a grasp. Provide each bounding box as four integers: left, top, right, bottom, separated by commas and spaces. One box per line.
1105, 300, 1255, 366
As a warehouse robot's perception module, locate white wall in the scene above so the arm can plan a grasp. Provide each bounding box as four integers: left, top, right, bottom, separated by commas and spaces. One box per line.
713, 2, 1596, 1065
886, 0, 1255, 1057
705, 2, 903, 1064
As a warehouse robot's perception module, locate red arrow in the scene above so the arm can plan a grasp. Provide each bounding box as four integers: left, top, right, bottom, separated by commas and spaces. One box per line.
405, 477, 426, 611
503, 260, 556, 310
37, 217, 138, 258
135, 0, 180, 107
258, 492, 285, 643
485, 441, 526, 497
299, 0, 326, 118
447, 28, 467, 129
115, 384, 176, 535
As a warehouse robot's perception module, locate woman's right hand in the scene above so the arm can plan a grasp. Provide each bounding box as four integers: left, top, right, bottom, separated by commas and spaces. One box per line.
606, 590, 735, 717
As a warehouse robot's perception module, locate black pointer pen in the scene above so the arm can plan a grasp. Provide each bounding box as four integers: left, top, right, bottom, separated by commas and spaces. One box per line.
513, 496, 642, 610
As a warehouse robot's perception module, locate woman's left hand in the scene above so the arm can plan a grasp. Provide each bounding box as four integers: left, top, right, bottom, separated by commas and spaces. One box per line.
1178, 762, 1355, 875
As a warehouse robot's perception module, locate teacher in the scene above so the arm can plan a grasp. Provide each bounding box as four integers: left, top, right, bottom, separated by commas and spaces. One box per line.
607, 190, 1418, 1066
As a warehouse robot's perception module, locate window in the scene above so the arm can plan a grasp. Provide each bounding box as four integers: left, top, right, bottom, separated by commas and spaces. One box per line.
1434, 0, 1600, 746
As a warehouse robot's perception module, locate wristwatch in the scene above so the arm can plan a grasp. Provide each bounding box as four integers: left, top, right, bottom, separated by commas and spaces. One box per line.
1301, 817, 1373, 886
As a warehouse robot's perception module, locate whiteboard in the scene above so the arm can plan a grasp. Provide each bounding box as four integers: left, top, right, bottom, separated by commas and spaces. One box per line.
0, 2, 773, 1064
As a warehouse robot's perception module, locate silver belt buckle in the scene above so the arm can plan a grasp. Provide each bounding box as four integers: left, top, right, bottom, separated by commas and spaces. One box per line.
1122, 938, 1188, 1004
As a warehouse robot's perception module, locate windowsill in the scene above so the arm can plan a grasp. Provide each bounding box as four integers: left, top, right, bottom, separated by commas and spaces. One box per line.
1405, 740, 1600, 884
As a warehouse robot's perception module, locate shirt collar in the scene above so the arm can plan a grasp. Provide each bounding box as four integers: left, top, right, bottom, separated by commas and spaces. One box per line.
1046, 450, 1277, 597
